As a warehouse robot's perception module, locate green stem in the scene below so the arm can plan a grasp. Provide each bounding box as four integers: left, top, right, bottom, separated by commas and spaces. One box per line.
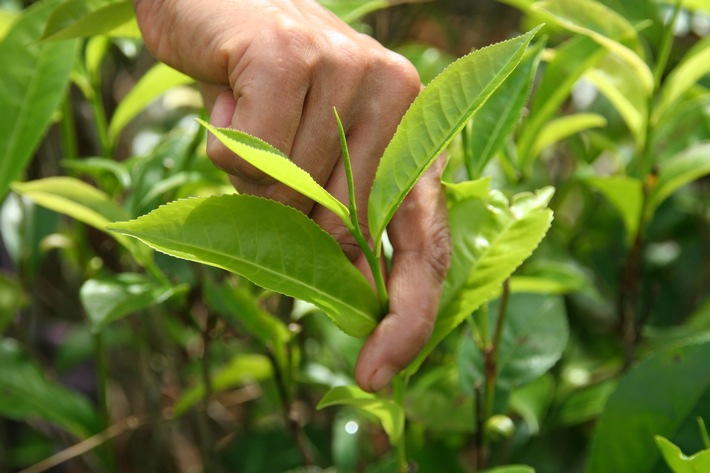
90, 89, 111, 157
653, 0, 683, 90
93, 331, 117, 473
484, 279, 510, 421
60, 94, 78, 164
334, 107, 390, 314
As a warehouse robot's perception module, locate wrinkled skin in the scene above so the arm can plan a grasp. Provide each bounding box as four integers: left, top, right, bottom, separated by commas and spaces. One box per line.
133, 0, 451, 391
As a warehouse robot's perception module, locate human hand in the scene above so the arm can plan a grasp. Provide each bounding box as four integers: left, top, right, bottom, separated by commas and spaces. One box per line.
133, 0, 451, 391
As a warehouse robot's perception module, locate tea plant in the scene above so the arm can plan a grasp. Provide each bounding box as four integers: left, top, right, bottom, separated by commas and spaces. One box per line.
2, 0, 710, 472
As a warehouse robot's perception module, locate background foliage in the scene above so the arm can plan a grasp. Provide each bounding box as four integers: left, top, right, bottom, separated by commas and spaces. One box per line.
2, 0, 710, 472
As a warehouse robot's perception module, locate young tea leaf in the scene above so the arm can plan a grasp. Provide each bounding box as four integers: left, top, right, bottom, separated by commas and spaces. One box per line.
367, 27, 541, 244
528, 113, 607, 162
0, 0, 77, 200
197, 120, 350, 224
408, 185, 554, 374
585, 176, 644, 245
656, 436, 710, 473
108, 195, 380, 337
317, 385, 405, 444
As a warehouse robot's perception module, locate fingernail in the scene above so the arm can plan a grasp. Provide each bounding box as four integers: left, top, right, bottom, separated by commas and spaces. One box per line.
368, 364, 397, 392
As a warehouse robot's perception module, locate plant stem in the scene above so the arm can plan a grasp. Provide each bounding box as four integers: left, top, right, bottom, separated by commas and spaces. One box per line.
474, 382, 485, 471
334, 107, 390, 314
484, 279, 510, 419
198, 315, 216, 471
60, 94, 78, 164
653, 0, 683, 90
92, 331, 116, 473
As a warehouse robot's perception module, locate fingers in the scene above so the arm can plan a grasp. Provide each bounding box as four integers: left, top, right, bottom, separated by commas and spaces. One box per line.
355, 157, 451, 392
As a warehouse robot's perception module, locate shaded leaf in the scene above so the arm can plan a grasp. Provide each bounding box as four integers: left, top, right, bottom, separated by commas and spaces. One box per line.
109, 63, 194, 141
80, 273, 186, 333
0, 0, 77, 200
368, 27, 541, 244
173, 353, 272, 416
647, 142, 710, 218
198, 120, 350, 224
408, 185, 554, 374
587, 341, 710, 473
108, 195, 380, 337
459, 294, 569, 390
317, 385, 404, 444
0, 338, 98, 438
0, 272, 25, 333
586, 175, 643, 245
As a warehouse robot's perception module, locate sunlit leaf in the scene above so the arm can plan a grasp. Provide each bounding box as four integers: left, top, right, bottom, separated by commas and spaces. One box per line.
587, 341, 710, 473
585, 52, 648, 145
368, 27, 541, 244
80, 273, 186, 333
173, 353, 273, 416
518, 36, 605, 169
109, 63, 194, 141
317, 385, 404, 444
198, 120, 350, 224
465, 40, 544, 178
586, 175, 643, 245
0, 338, 98, 438
647, 142, 710, 218
0, 9, 18, 40
408, 185, 554, 374
318, 0, 388, 23
482, 466, 535, 473
41, 0, 139, 41
529, 113, 607, 161
0, 0, 77, 200
532, 0, 653, 95
108, 195, 380, 337
656, 36, 710, 123
656, 436, 710, 473
11, 177, 151, 264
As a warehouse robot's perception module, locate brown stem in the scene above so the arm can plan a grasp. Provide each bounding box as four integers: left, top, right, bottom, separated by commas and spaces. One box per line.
474, 382, 486, 471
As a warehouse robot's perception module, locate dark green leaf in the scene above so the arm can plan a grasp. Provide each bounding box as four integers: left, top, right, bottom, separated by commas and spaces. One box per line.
0, 0, 77, 200
0, 272, 25, 333
587, 341, 710, 473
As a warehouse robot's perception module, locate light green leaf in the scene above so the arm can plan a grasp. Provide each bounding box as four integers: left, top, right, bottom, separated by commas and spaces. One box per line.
109, 63, 194, 140
80, 273, 185, 333
532, 0, 653, 95
656, 436, 710, 473
482, 467, 536, 473
647, 142, 710, 218
108, 195, 380, 337
62, 156, 132, 189
586, 175, 644, 245
368, 27, 541, 244
317, 0, 388, 23
41, 0, 139, 41
585, 52, 648, 145
0, 338, 98, 438
11, 177, 151, 264
0, 9, 18, 40
317, 385, 404, 444
459, 294, 568, 390
466, 40, 544, 178
587, 341, 710, 473
198, 120, 350, 224
518, 36, 606, 169
408, 186, 554, 374
173, 353, 273, 416
654, 0, 710, 11
529, 113, 607, 160
656, 36, 710, 123
0, 272, 25, 333
0, 0, 77, 200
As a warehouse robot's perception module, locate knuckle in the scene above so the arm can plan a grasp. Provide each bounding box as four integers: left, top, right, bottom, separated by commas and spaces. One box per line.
423, 223, 452, 284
